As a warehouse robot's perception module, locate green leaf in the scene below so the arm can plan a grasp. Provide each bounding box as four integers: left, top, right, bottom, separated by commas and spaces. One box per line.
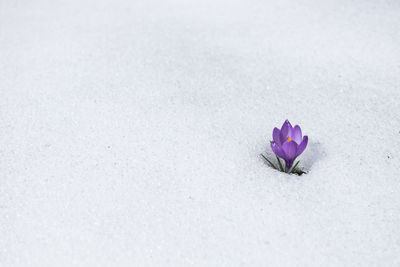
261, 154, 277, 170
276, 156, 284, 172
290, 160, 300, 174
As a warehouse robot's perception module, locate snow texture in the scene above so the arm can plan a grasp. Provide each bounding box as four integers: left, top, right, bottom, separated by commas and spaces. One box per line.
1, 0, 400, 266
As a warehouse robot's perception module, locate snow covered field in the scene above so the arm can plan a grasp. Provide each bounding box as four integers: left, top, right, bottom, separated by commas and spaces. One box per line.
1, 0, 400, 266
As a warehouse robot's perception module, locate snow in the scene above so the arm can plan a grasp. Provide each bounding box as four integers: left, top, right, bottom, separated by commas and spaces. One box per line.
1, 0, 400, 266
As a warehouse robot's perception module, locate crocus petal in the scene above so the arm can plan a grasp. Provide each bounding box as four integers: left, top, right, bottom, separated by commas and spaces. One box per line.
292, 125, 302, 144
280, 120, 292, 142
296, 136, 308, 156
272, 127, 281, 147
282, 140, 297, 160
270, 141, 285, 158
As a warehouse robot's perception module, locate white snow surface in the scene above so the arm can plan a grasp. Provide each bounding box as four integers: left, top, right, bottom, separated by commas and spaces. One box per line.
1, 0, 400, 266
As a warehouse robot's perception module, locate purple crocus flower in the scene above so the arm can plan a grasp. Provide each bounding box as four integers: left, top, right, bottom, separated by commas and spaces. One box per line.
270, 120, 308, 172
